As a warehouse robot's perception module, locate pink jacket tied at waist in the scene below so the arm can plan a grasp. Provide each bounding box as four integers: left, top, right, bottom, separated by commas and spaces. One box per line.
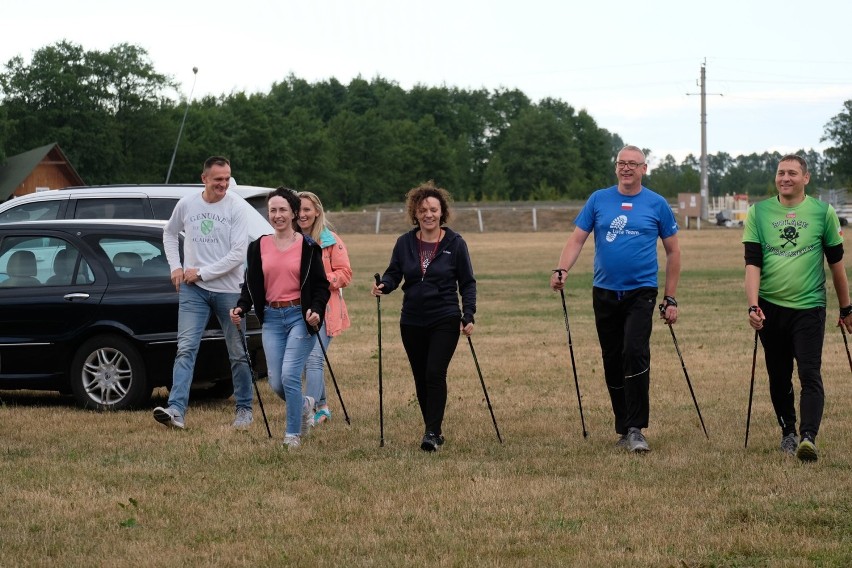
321, 230, 352, 337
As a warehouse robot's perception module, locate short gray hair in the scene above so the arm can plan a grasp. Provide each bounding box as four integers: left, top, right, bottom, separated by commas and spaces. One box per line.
618, 145, 646, 161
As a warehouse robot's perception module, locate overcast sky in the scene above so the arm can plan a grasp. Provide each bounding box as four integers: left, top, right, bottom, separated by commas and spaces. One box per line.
4, 0, 852, 168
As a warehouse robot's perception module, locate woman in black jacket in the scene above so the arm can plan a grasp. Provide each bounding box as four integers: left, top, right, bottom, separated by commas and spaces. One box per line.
231, 187, 329, 448
371, 181, 477, 451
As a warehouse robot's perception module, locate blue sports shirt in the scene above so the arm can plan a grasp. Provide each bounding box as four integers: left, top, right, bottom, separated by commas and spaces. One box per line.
574, 185, 678, 290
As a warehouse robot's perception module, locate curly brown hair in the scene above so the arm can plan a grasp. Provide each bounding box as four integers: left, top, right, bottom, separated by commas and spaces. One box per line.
405, 181, 452, 226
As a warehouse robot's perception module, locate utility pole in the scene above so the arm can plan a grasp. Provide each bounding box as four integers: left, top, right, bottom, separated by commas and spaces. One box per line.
699, 62, 708, 219
687, 59, 722, 219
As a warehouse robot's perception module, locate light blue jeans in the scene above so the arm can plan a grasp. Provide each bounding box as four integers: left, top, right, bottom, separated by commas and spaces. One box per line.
305, 323, 332, 407
262, 305, 316, 436
169, 283, 252, 416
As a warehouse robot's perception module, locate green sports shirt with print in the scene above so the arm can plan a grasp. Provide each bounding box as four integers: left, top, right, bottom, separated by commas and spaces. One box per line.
742, 195, 843, 309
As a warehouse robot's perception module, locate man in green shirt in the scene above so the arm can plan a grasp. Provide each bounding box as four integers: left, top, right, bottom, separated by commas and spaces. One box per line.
743, 154, 852, 462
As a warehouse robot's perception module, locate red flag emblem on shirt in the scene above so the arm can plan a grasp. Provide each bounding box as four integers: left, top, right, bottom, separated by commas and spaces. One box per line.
621, 202, 633, 210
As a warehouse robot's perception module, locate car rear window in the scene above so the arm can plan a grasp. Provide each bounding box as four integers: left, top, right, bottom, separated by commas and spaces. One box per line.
151, 198, 180, 220
244, 195, 268, 218
97, 236, 170, 279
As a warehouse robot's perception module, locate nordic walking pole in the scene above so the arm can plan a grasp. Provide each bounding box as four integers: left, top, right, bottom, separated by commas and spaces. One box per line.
552, 269, 588, 438
745, 330, 758, 448
841, 325, 852, 374
313, 328, 351, 424
659, 303, 709, 439
238, 327, 272, 438
466, 335, 503, 443
374, 273, 385, 447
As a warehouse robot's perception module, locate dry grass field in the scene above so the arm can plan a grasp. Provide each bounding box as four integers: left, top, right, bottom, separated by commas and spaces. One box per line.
1, 227, 851, 567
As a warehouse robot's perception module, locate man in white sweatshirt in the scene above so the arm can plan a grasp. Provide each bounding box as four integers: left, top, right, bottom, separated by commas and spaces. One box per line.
154, 156, 253, 430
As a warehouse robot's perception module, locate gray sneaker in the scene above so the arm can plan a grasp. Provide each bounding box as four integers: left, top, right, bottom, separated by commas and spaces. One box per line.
281, 435, 301, 449
627, 427, 650, 453
780, 432, 798, 455
232, 408, 253, 430
301, 396, 315, 436
615, 434, 629, 450
153, 406, 185, 429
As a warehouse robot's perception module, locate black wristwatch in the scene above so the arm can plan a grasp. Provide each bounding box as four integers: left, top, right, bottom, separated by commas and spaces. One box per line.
840, 305, 852, 319
662, 295, 677, 308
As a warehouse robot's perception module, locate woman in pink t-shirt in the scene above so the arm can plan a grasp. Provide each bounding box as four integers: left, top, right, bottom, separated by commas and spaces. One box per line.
231, 188, 329, 448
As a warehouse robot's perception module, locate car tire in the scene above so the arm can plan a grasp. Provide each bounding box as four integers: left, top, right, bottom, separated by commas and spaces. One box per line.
70, 335, 150, 411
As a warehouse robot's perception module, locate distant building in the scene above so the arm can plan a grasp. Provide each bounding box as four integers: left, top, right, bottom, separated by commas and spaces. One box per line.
0, 143, 84, 201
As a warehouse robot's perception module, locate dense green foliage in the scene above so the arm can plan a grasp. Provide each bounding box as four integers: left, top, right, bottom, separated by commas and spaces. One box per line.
2, 41, 850, 206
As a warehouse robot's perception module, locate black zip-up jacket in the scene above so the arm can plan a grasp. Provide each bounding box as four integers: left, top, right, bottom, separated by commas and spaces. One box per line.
236, 234, 330, 333
378, 226, 476, 327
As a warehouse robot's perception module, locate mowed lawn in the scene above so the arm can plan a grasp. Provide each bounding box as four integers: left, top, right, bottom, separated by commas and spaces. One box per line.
1, 228, 851, 567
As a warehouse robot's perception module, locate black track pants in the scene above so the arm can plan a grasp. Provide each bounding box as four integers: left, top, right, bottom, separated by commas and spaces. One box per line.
593, 287, 657, 435
757, 299, 825, 438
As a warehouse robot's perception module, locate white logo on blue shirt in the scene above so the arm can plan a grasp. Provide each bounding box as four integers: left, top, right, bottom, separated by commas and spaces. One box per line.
605, 215, 628, 242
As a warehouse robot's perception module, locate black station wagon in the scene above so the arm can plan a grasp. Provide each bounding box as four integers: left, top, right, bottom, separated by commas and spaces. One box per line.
0, 220, 263, 410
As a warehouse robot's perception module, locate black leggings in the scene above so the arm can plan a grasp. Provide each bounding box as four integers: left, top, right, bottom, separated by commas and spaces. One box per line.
400, 317, 460, 436
758, 299, 825, 438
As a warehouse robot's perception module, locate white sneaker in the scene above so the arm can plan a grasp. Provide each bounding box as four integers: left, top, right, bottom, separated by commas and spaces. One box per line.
301, 396, 315, 436
153, 406, 185, 429
282, 435, 301, 448
232, 408, 253, 430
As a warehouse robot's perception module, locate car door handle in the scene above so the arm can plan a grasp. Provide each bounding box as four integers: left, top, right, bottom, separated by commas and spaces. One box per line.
63, 293, 91, 301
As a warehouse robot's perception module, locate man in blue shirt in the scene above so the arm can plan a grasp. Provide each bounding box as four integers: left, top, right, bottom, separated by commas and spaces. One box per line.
550, 145, 681, 452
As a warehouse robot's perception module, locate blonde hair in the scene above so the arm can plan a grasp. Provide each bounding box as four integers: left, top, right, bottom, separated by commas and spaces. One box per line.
297, 191, 335, 242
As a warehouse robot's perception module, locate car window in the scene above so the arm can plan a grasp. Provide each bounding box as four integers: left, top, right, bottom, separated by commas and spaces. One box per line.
151, 198, 179, 220
97, 236, 170, 279
244, 195, 268, 218
0, 236, 93, 287
0, 201, 63, 223
74, 198, 149, 220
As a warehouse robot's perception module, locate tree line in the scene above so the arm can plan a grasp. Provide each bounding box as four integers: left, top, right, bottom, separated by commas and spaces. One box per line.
2, 41, 851, 208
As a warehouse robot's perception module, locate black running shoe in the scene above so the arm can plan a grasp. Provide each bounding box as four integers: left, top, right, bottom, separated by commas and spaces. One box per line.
420, 431, 444, 452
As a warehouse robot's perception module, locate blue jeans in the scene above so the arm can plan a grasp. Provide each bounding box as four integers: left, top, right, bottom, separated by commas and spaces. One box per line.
169, 284, 253, 416
262, 305, 316, 436
305, 323, 332, 407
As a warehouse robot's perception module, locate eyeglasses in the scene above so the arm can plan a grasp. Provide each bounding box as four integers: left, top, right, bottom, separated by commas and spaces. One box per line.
616, 160, 645, 170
